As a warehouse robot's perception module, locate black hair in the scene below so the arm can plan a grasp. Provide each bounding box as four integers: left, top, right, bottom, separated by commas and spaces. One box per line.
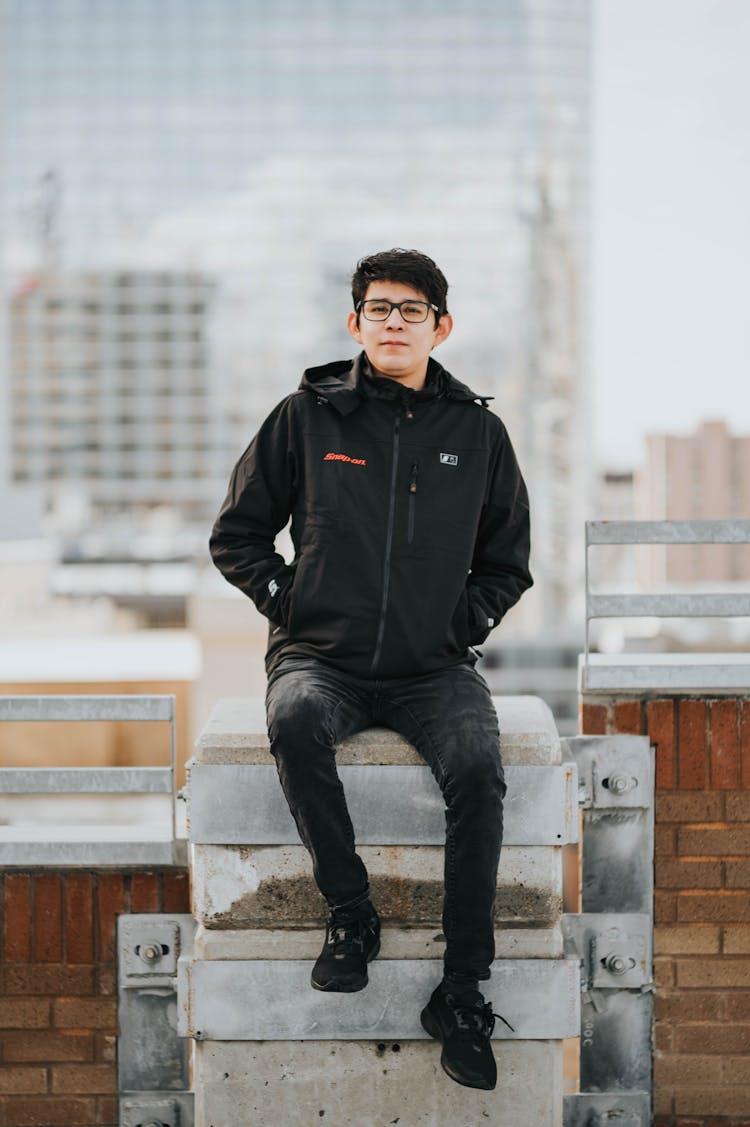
351, 248, 449, 324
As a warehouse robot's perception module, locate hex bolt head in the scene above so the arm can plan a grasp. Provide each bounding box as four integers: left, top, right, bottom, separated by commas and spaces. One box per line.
140, 943, 161, 963
608, 774, 630, 795
605, 954, 629, 975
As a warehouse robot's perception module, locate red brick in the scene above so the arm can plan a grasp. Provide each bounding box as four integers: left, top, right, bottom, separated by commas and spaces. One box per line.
726, 860, 750, 888
677, 891, 750, 923
95, 1094, 117, 1125
54, 998, 117, 1031
724, 925, 750, 953
680, 824, 750, 855
676, 957, 750, 988
655, 825, 677, 858
727, 792, 750, 820
51, 1063, 116, 1094
2, 965, 94, 996
613, 699, 642, 734
743, 700, 750, 790
2, 1031, 94, 1062
95, 1034, 116, 1064
0, 1095, 96, 1125
648, 699, 676, 789
675, 1086, 750, 1117
655, 990, 725, 1022
657, 859, 722, 889
162, 870, 190, 913
677, 700, 708, 789
725, 993, 750, 1020
654, 957, 675, 988
3, 875, 32, 962
0, 999, 51, 1029
655, 891, 677, 923
95, 875, 126, 961
722, 1056, 750, 1084
674, 1023, 750, 1054
64, 874, 93, 964
710, 699, 740, 789
96, 966, 116, 997
654, 1020, 674, 1051
580, 702, 608, 735
130, 872, 159, 912
0, 1067, 48, 1094
654, 1054, 722, 1085
654, 925, 721, 954
33, 873, 63, 963
656, 791, 723, 822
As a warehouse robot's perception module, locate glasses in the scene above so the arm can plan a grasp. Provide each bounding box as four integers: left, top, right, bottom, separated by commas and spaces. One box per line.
358, 298, 439, 323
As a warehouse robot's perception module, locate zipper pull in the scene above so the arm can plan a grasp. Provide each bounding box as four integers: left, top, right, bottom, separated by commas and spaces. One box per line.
409, 462, 419, 494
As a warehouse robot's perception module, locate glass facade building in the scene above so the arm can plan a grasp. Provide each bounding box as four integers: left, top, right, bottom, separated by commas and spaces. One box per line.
0, 0, 591, 631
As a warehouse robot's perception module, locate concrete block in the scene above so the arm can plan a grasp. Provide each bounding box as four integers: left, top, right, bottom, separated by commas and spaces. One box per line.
195, 694, 560, 766
195, 1039, 563, 1127
192, 923, 564, 961
184, 958, 579, 1040
191, 844, 562, 929
187, 763, 577, 847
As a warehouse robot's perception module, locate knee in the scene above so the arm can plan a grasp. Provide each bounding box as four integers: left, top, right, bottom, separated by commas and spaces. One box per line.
267, 686, 333, 756
444, 741, 505, 804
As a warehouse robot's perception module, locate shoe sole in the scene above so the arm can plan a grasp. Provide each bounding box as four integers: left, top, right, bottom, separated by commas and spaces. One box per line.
420, 1004, 497, 1091
310, 939, 381, 993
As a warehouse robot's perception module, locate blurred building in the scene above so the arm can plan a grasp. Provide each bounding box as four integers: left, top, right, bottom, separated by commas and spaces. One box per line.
9, 269, 236, 526
1, 0, 592, 635
636, 419, 750, 584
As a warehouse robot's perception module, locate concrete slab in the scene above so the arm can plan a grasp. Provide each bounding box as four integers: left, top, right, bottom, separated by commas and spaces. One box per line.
192, 923, 564, 960
185, 958, 579, 1040
187, 762, 577, 847
195, 1040, 564, 1127
195, 694, 560, 766
191, 843, 562, 929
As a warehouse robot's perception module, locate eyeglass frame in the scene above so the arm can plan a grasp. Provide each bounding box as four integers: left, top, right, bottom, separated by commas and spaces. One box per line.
356, 298, 441, 323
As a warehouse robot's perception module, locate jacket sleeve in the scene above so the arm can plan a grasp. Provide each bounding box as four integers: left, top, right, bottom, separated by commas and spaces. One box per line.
209, 397, 298, 627
466, 421, 533, 645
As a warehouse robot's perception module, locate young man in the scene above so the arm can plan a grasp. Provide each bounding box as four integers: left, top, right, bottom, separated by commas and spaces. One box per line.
209, 248, 533, 1091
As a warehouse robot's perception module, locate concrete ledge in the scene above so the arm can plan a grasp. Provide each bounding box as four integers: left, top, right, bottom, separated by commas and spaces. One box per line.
187, 763, 577, 846
192, 924, 564, 960
195, 695, 561, 765
580, 652, 750, 694
183, 958, 579, 1040
191, 844, 562, 929
195, 1040, 564, 1127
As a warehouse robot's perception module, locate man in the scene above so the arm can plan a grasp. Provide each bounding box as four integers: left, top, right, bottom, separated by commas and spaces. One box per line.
209, 248, 532, 1091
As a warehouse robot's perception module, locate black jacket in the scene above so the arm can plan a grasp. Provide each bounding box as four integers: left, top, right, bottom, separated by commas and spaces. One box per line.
210, 353, 533, 679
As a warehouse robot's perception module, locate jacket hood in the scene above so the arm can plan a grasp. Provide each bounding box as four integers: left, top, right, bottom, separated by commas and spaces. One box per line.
299, 353, 492, 415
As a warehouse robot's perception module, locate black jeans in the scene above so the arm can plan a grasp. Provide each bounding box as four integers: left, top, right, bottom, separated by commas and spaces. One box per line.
265, 656, 506, 981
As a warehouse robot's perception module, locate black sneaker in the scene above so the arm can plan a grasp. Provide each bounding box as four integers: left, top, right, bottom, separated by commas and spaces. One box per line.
420, 983, 514, 1090
311, 906, 381, 992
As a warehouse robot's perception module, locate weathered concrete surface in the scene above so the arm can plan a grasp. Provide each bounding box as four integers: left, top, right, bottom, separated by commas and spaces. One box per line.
192, 923, 564, 960
195, 1040, 563, 1127
195, 694, 560, 766
191, 843, 561, 928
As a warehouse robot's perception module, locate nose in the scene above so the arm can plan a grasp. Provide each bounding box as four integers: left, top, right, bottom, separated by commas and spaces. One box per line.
384, 305, 406, 327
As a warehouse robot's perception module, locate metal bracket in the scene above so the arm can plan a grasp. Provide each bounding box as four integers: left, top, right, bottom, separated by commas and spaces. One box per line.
564, 1090, 650, 1126
562, 913, 652, 991
568, 734, 652, 810
118, 915, 196, 1127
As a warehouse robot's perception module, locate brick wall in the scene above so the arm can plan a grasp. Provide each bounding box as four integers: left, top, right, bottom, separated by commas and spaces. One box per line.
581, 696, 750, 1127
0, 869, 190, 1127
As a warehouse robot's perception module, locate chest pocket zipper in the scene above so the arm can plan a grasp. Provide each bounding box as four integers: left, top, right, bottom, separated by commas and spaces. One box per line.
408, 462, 419, 545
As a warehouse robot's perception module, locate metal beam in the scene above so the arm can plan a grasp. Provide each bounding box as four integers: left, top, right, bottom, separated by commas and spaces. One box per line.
0, 766, 172, 794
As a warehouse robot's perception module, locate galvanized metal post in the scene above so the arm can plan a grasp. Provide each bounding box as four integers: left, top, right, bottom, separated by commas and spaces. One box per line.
561, 735, 654, 1127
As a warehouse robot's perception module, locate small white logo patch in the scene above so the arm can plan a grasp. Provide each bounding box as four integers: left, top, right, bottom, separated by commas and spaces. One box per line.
268, 579, 279, 597
440, 453, 459, 466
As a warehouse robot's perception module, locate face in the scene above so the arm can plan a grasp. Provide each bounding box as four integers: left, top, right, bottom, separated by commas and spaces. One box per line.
347, 281, 453, 389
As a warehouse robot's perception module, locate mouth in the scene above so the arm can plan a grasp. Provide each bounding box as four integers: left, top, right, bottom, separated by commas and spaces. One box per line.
380, 341, 408, 347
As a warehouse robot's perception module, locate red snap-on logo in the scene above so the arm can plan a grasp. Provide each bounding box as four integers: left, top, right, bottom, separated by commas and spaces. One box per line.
323, 452, 367, 466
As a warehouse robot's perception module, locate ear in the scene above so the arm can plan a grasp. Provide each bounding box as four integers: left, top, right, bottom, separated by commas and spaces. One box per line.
432, 313, 453, 348
347, 311, 363, 344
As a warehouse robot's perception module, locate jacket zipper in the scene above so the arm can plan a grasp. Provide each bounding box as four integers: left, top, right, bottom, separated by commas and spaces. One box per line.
370, 409, 402, 673
407, 461, 419, 545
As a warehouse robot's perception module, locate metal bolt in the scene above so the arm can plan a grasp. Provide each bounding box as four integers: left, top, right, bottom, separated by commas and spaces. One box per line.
605, 954, 630, 975
608, 773, 631, 795
139, 943, 161, 963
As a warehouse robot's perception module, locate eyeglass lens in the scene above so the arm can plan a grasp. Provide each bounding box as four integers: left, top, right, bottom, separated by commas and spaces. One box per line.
362, 300, 430, 323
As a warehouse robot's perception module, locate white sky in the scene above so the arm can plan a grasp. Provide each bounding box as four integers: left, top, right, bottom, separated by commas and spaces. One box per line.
591, 0, 750, 467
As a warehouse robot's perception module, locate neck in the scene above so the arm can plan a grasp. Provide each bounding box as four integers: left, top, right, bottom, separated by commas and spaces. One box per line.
368, 362, 428, 392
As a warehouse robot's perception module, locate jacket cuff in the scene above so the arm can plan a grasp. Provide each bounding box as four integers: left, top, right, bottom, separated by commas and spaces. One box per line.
467, 597, 498, 646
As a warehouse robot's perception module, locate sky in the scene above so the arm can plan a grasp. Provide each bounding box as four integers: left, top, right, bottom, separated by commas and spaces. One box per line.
591, 0, 750, 467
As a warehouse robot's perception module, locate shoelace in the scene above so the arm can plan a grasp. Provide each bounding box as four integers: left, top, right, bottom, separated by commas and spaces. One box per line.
328, 919, 366, 957
449, 996, 515, 1039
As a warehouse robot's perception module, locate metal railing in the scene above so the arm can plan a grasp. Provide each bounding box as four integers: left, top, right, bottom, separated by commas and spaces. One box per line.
0, 694, 183, 866
583, 519, 750, 692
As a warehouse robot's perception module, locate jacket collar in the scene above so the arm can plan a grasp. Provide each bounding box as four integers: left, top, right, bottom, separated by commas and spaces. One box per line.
299, 353, 492, 415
